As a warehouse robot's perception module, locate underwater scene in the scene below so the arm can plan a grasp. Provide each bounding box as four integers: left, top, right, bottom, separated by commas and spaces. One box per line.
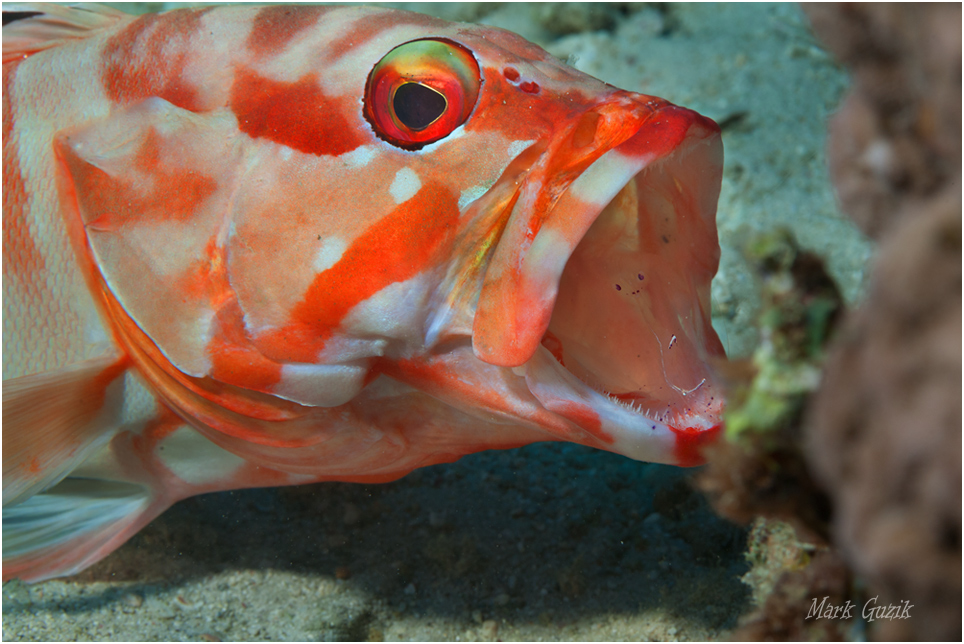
3, 2, 959, 641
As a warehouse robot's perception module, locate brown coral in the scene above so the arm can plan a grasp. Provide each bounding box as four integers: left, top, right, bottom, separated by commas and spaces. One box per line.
805, 189, 962, 641
804, 4, 962, 641
805, 3, 962, 239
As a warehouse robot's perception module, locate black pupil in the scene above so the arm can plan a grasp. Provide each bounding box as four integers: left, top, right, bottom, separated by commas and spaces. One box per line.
393, 83, 447, 131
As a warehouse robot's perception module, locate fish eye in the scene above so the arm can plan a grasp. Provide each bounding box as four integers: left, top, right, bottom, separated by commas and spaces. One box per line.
364, 39, 481, 150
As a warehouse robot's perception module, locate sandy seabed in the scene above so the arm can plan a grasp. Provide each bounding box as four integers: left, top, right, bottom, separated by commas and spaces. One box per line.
2, 3, 871, 641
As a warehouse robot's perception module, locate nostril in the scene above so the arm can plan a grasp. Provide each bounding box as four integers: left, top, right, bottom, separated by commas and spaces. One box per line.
518, 81, 540, 94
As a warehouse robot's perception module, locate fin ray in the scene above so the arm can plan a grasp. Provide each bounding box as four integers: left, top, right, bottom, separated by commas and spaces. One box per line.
2, 3, 127, 62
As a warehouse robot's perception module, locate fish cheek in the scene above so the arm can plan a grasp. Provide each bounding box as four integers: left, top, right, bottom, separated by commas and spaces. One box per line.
248, 181, 462, 364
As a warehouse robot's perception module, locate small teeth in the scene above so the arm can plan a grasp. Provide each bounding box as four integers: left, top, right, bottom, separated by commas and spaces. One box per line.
603, 390, 668, 423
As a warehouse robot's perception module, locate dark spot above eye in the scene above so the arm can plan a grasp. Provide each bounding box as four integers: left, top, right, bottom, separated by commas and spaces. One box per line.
393, 82, 446, 131
615, 284, 622, 291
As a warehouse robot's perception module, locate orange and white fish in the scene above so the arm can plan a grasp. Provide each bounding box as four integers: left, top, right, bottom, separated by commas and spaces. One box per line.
2, 4, 725, 582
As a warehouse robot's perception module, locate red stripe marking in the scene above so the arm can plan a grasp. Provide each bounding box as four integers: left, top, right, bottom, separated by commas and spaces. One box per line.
548, 400, 614, 444
670, 423, 722, 467
101, 9, 211, 111
230, 66, 365, 157
255, 183, 460, 362
246, 5, 329, 56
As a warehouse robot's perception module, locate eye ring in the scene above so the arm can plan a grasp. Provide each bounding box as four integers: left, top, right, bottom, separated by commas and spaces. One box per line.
364, 38, 481, 150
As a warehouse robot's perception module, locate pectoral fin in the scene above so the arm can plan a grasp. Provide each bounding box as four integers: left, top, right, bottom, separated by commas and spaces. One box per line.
2, 356, 128, 506
2, 477, 157, 583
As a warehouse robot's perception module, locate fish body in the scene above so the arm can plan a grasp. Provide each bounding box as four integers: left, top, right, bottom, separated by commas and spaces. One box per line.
2, 4, 725, 582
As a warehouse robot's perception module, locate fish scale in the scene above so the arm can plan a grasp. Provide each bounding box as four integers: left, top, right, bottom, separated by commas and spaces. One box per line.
3, 3, 726, 582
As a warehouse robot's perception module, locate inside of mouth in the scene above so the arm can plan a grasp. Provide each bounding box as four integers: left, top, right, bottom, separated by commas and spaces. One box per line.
543, 148, 724, 423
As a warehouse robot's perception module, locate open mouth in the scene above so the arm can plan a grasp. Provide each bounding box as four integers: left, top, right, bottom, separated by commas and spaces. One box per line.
546, 126, 724, 410
471, 102, 726, 464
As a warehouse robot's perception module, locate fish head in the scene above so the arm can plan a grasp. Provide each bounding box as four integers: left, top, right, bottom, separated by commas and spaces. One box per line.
58, 6, 724, 468
223, 12, 727, 466
353, 20, 727, 466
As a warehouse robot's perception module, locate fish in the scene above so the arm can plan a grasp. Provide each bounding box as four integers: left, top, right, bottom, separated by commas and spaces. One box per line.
2, 3, 726, 582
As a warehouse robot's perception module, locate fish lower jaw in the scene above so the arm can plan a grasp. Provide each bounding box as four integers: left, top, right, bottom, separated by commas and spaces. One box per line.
522, 345, 723, 465
533, 339, 723, 430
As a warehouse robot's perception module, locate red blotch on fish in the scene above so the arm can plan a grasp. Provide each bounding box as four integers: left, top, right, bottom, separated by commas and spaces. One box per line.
207, 300, 284, 393
326, 10, 448, 58
230, 67, 365, 157
61, 128, 217, 230
551, 400, 614, 444
101, 9, 211, 111
670, 423, 722, 467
